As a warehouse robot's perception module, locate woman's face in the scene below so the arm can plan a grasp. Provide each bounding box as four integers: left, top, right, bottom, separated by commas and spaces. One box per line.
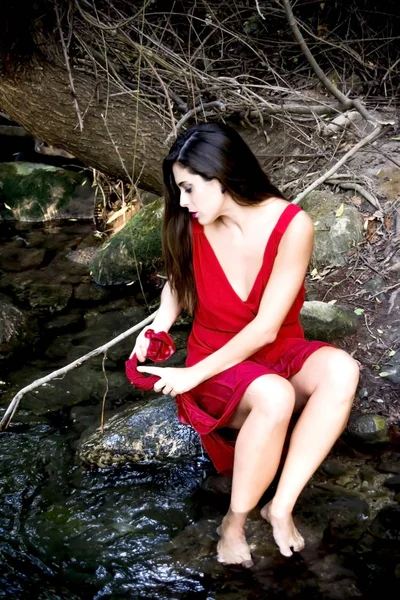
172, 163, 225, 225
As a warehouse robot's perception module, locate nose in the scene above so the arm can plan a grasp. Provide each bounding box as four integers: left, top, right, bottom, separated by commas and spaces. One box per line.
180, 191, 189, 208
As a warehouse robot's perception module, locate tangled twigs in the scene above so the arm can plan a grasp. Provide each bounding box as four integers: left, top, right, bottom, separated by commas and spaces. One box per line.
292, 126, 383, 205
165, 101, 226, 145
0, 312, 158, 431
282, 0, 387, 126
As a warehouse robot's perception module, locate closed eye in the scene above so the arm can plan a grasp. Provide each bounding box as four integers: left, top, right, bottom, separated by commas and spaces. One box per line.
184, 188, 192, 194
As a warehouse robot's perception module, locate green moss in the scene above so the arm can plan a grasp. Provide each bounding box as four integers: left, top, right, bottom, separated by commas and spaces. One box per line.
0, 162, 89, 221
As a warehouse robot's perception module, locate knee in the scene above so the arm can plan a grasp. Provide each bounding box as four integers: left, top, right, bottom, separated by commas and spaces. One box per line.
325, 350, 360, 394
248, 377, 295, 422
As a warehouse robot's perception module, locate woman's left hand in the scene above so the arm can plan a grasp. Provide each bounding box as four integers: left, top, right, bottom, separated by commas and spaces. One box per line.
136, 366, 202, 397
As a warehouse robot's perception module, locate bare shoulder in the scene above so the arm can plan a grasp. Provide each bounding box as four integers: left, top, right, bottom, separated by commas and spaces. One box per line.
288, 206, 314, 236
279, 206, 314, 254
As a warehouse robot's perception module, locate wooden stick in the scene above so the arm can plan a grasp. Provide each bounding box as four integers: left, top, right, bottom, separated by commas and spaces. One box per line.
0, 311, 158, 431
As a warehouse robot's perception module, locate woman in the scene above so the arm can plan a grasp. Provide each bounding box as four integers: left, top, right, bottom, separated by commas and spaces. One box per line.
128, 123, 359, 566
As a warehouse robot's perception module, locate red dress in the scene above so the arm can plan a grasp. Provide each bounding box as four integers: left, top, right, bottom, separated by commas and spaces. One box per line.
126, 204, 329, 476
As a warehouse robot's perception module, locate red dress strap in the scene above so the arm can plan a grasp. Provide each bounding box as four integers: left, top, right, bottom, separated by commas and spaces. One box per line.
274, 203, 302, 238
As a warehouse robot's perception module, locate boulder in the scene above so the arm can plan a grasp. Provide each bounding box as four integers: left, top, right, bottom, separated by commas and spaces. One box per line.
0, 162, 94, 221
300, 191, 364, 269
300, 300, 359, 342
90, 197, 164, 285
78, 396, 201, 467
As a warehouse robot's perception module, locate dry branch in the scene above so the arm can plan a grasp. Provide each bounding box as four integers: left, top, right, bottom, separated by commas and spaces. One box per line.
292, 126, 383, 205
0, 311, 158, 431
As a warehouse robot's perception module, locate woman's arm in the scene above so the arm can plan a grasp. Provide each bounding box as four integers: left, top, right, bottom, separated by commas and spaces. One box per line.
193, 210, 314, 383
152, 280, 182, 332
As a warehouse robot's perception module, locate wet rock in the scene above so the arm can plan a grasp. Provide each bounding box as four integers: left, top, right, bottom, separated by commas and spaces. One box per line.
0, 162, 94, 221
379, 351, 400, 384
296, 483, 369, 543
347, 413, 390, 444
0, 247, 45, 271
0, 293, 39, 362
300, 300, 359, 342
74, 281, 112, 303
299, 191, 363, 269
78, 396, 201, 467
320, 459, 349, 478
90, 198, 163, 285
66, 247, 98, 266
369, 505, 400, 542
383, 476, 400, 493
377, 453, 400, 475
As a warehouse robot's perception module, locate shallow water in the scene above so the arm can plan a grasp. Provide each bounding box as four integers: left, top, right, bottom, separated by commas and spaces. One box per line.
0, 221, 399, 599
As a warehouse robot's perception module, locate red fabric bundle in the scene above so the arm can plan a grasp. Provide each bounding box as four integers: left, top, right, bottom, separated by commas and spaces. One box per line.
125, 329, 176, 390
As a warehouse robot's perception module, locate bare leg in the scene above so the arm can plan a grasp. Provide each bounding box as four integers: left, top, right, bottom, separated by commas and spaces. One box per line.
261, 348, 359, 556
217, 374, 295, 566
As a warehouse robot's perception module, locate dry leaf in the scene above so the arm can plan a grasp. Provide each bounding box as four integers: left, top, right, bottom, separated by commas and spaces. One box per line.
384, 216, 393, 231
335, 203, 344, 217
351, 196, 362, 207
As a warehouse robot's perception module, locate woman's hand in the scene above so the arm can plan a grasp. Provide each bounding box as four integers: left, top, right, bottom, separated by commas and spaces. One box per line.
136, 366, 202, 397
130, 325, 155, 361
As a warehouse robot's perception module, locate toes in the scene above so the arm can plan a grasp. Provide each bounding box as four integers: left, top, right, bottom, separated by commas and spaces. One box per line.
241, 558, 254, 568
292, 537, 305, 552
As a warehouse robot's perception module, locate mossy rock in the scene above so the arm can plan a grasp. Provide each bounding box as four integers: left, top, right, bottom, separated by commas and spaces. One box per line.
300, 300, 359, 342
300, 190, 363, 269
90, 197, 164, 285
0, 162, 94, 222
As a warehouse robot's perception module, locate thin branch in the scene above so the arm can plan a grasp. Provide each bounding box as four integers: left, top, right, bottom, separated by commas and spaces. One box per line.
292, 126, 383, 205
54, 2, 84, 131
0, 312, 158, 431
165, 101, 226, 145
326, 180, 383, 212
281, 0, 379, 124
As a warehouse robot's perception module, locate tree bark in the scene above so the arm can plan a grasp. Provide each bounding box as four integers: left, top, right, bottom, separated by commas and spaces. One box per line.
0, 58, 289, 194
0, 59, 167, 192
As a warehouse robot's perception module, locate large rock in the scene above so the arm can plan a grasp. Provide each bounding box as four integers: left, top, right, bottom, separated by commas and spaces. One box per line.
78, 396, 201, 467
0, 162, 94, 221
0, 293, 31, 361
300, 191, 364, 269
300, 300, 359, 342
90, 197, 164, 285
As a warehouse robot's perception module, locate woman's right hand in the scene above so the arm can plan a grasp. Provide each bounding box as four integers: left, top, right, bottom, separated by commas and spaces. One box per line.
130, 325, 155, 362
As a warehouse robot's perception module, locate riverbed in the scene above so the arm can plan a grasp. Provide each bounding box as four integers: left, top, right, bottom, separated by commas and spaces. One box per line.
0, 220, 399, 599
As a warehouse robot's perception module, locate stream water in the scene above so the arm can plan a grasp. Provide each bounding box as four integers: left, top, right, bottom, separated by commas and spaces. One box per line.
0, 220, 399, 599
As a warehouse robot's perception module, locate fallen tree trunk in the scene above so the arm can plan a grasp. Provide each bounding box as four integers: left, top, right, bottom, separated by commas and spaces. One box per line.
0, 59, 166, 191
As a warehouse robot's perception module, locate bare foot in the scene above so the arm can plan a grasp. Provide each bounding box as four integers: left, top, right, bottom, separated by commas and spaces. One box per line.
260, 501, 304, 557
216, 516, 253, 568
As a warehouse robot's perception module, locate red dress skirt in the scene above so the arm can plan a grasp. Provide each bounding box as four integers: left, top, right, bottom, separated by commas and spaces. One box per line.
126, 204, 330, 476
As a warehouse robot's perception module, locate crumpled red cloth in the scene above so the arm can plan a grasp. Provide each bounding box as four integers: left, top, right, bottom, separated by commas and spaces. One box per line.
125, 329, 176, 390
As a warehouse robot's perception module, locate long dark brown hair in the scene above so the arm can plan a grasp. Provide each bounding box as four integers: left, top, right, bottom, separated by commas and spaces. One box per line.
162, 122, 285, 313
